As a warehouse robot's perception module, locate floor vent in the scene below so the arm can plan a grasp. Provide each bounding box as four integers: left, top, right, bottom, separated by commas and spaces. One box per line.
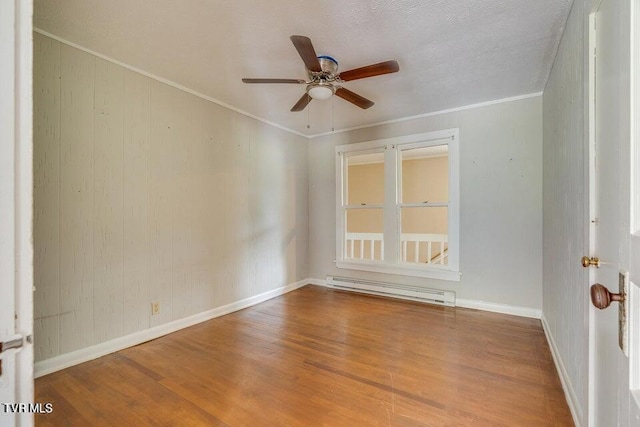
325, 276, 455, 306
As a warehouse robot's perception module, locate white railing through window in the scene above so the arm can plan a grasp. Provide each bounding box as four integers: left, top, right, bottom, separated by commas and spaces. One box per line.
345, 233, 385, 261
401, 233, 448, 265
345, 233, 448, 265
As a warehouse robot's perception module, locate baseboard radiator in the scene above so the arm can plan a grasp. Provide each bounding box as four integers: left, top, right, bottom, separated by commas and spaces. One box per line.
325, 276, 455, 307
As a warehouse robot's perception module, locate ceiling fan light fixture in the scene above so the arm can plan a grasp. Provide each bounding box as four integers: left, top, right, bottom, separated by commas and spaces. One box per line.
307, 83, 335, 101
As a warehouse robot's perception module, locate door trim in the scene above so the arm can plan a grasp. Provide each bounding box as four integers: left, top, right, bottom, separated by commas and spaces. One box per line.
12, 0, 34, 419
587, 11, 597, 427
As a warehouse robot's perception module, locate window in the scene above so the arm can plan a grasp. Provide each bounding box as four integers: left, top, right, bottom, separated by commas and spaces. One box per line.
335, 129, 460, 281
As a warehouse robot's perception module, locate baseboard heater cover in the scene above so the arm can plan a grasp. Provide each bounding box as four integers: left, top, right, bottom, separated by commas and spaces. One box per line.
325, 276, 455, 306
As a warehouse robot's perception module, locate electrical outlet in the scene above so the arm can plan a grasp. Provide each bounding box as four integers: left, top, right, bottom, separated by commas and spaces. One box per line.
151, 301, 160, 315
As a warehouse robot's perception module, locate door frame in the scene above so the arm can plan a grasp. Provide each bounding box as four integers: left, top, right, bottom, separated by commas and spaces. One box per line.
0, 0, 34, 425
587, 12, 597, 426
14, 0, 35, 413
629, 0, 640, 420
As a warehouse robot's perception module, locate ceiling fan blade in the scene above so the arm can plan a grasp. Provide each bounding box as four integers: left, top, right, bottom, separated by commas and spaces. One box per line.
338, 60, 400, 82
335, 87, 374, 109
290, 35, 322, 72
242, 78, 306, 84
291, 93, 312, 112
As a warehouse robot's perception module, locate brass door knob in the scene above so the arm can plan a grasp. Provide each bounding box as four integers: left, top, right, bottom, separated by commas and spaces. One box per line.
581, 256, 600, 268
590, 283, 623, 309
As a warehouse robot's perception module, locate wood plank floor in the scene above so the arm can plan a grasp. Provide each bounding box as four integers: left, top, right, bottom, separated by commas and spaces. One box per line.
35, 285, 573, 426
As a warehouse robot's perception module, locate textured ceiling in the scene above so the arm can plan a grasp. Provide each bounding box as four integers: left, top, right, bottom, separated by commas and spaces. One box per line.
34, 0, 572, 136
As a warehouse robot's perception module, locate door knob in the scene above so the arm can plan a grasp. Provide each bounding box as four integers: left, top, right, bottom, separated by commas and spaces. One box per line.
582, 256, 600, 268
590, 283, 623, 309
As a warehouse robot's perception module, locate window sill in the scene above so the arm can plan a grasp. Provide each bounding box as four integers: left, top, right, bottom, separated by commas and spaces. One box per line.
335, 261, 461, 282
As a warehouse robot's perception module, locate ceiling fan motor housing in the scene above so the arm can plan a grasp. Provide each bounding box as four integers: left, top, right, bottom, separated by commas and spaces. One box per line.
317, 55, 338, 76
306, 55, 339, 101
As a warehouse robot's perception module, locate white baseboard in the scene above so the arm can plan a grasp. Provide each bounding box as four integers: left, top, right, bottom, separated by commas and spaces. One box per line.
34, 279, 309, 378
456, 299, 542, 319
541, 315, 582, 427
306, 277, 328, 286
309, 277, 541, 319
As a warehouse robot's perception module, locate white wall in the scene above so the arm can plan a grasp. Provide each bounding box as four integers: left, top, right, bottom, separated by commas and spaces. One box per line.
542, 0, 590, 423
33, 32, 309, 362
308, 96, 543, 310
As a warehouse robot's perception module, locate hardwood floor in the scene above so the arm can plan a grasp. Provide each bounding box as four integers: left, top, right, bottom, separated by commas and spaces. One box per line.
35, 286, 573, 426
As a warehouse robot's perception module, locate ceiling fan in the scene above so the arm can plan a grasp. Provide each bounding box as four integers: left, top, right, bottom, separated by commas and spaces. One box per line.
242, 35, 399, 112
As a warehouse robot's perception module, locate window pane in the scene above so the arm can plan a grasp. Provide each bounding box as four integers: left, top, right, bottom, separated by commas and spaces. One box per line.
346, 151, 384, 205
400, 207, 448, 265
401, 144, 448, 204
346, 208, 384, 260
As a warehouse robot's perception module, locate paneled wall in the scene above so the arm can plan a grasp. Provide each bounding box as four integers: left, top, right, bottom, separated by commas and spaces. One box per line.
542, 0, 589, 422
308, 96, 543, 309
33, 32, 309, 362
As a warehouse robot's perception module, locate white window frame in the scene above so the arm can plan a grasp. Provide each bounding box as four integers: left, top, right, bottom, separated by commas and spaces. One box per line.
335, 129, 460, 281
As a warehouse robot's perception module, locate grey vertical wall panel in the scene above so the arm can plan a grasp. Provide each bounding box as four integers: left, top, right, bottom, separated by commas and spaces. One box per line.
217, 106, 238, 306
202, 100, 232, 309
170, 90, 194, 321
229, 113, 253, 302
93, 58, 125, 343
122, 70, 151, 335
250, 121, 286, 296
33, 34, 309, 363
148, 80, 175, 327
33, 33, 60, 360
542, 0, 588, 420
59, 45, 95, 354
33, 317, 59, 362
282, 128, 307, 285
189, 97, 216, 314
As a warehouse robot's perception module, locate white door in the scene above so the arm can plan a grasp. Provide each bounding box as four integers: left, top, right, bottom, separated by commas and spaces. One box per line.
590, 0, 640, 425
0, 0, 34, 426
629, 0, 640, 424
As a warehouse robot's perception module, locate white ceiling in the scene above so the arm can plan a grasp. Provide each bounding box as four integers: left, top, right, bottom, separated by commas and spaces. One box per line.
34, 0, 572, 137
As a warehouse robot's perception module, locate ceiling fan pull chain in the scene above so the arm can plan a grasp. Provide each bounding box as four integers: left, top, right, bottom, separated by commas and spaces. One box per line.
332, 95, 335, 132
307, 93, 310, 129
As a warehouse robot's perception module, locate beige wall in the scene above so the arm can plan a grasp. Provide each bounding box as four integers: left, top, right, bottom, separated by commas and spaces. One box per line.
33, 33, 309, 363
308, 96, 543, 309
347, 162, 384, 233
347, 156, 448, 235
401, 156, 448, 235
